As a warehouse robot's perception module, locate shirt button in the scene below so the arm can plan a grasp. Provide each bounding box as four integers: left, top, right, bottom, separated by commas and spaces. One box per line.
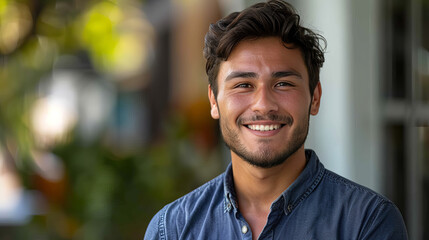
241, 225, 248, 234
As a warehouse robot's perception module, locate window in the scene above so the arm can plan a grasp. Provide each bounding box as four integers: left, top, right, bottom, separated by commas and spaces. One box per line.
382, 0, 429, 239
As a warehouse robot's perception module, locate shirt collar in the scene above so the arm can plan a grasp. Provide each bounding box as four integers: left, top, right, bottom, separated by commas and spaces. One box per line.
224, 163, 238, 213
223, 149, 325, 215
280, 149, 325, 215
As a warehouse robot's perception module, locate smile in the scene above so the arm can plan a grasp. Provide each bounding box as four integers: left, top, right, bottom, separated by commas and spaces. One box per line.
246, 124, 283, 131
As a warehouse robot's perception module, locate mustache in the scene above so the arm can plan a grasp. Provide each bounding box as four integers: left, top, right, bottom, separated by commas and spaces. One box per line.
237, 114, 293, 125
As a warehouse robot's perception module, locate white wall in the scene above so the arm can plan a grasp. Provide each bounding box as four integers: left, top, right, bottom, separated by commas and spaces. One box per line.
290, 0, 382, 192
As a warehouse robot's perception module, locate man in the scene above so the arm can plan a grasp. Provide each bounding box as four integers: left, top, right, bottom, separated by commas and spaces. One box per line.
145, 0, 408, 239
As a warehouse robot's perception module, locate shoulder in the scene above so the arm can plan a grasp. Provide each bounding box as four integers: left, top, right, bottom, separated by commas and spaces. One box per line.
144, 173, 225, 239
165, 172, 225, 216
170, 172, 225, 209
322, 169, 390, 203
319, 170, 408, 239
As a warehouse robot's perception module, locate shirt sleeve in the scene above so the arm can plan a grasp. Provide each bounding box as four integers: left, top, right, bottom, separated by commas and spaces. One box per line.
360, 201, 408, 240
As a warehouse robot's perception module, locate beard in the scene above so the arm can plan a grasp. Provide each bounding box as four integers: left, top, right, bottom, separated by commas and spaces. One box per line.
219, 110, 310, 169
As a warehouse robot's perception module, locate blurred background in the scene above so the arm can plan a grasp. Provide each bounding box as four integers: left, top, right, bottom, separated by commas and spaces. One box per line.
0, 0, 427, 239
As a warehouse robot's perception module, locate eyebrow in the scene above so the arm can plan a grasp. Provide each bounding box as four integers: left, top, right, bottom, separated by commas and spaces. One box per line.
272, 70, 302, 79
225, 71, 258, 81
224, 70, 302, 82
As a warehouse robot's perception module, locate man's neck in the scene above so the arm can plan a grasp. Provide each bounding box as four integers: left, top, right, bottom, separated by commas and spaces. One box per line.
231, 147, 307, 237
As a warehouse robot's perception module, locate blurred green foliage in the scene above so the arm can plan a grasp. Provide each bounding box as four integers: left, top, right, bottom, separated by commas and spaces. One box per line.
10, 118, 220, 239
0, 0, 223, 239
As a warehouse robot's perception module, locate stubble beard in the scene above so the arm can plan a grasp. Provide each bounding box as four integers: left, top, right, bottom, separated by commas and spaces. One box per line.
219, 112, 310, 169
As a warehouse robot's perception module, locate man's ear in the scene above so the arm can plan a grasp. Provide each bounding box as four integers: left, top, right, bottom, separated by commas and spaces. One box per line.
208, 85, 219, 119
310, 82, 322, 115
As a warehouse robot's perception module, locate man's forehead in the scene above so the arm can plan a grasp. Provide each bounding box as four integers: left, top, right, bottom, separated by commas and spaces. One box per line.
224, 38, 303, 63
219, 38, 307, 76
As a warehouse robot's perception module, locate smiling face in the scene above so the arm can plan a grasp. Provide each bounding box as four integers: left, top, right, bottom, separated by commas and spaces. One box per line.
209, 37, 321, 168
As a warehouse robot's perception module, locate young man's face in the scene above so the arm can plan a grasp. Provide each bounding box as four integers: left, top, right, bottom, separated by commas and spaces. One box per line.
208, 37, 321, 168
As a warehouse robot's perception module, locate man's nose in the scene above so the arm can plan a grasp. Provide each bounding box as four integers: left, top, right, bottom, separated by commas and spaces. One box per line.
250, 86, 279, 114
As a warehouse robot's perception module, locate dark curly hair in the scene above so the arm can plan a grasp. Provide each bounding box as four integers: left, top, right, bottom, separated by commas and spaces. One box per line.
203, 0, 326, 97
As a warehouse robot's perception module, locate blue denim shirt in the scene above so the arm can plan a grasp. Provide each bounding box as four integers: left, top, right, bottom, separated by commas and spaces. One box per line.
144, 150, 408, 239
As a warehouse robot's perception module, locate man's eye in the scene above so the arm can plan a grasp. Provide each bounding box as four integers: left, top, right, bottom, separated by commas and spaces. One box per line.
236, 83, 252, 88
276, 82, 293, 87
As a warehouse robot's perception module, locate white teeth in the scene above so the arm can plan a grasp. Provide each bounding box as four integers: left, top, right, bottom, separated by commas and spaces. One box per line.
248, 124, 281, 131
